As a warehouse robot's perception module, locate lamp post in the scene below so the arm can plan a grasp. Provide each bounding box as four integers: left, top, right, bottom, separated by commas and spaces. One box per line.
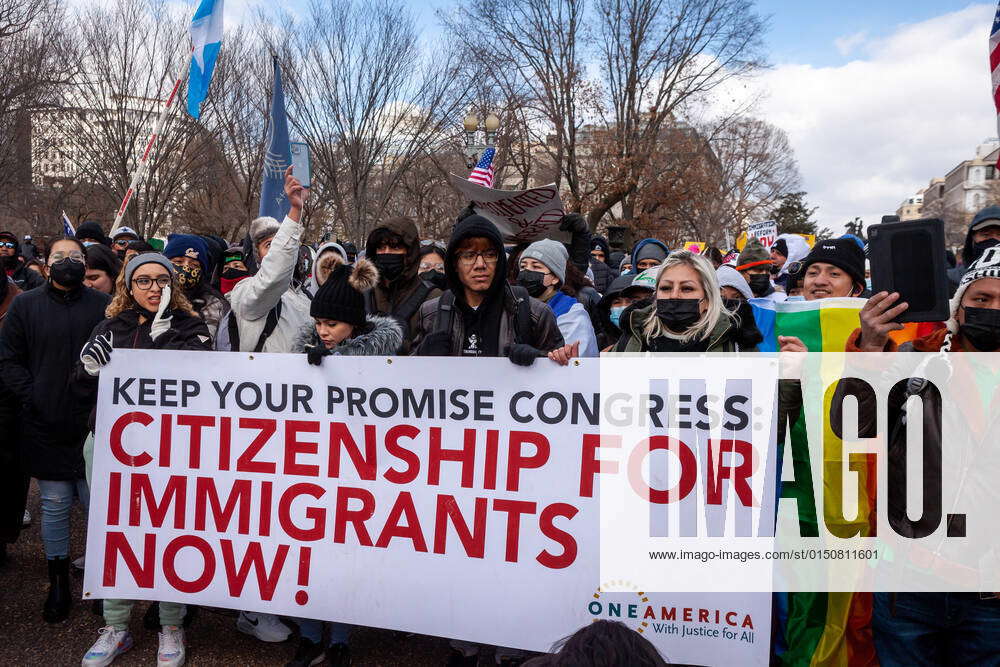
463, 112, 500, 169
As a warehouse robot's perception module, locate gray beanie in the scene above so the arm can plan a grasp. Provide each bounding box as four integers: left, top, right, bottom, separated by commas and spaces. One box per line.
716, 264, 752, 300
249, 216, 281, 245
521, 239, 569, 283
124, 252, 175, 287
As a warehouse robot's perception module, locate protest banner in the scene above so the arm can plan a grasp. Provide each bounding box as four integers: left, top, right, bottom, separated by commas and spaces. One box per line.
85, 350, 771, 666
449, 174, 568, 243
747, 220, 778, 249
683, 241, 706, 254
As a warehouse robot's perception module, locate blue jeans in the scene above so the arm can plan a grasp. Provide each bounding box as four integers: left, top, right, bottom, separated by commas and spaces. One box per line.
873, 592, 1000, 666
296, 619, 351, 647
37, 478, 90, 559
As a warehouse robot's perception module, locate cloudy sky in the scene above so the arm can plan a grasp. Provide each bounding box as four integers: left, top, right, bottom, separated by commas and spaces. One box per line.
222, 0, 997, 234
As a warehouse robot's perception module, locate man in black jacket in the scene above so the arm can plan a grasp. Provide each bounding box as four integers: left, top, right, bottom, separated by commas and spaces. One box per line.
414, 215, 565, 361
0, 231, 44, 291
0, 237, 109, 623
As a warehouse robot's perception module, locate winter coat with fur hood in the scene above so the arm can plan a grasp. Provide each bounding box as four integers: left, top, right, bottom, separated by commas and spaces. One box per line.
293, 315, 403, 357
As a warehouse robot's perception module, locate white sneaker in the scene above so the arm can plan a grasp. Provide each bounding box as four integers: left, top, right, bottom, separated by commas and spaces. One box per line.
236, 611, 291, 642
157, 625, 185, 667
81, 626, 132, 667
22, 509, 30, 527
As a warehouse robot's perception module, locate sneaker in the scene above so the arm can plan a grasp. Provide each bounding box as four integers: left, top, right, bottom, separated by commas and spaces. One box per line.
22, 509, 31, 527
237, 611, 291, 643
157, 625, 185, 667
81, 626, 132, 667
284, 637, 325, 667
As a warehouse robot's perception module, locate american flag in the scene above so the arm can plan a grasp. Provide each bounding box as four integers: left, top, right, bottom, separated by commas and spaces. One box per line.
468, 146, 496, 188
991, 1, 1000, 166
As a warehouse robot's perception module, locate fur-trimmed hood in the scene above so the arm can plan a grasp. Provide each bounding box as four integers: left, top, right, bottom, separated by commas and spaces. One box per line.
293, 314, 403, 356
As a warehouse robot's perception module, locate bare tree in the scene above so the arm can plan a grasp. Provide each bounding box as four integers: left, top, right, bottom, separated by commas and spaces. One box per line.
267, 0, 470, 242
36, 0, 214, 237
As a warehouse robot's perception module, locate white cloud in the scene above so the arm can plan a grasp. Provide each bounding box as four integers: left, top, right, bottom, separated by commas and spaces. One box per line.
833, 30, 868, 57
748, 4, 996, 234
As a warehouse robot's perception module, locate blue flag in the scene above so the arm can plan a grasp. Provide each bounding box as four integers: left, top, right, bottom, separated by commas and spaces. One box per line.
259, 57, 291, 221
187, 0, 224, 119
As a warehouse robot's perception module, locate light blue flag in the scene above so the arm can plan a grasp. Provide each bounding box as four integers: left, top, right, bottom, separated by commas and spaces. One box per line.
187, 0, 224, 119
259, 57, 291, 220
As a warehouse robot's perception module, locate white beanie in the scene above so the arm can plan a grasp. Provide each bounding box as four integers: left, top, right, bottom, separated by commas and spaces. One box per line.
522, 239, 569, 283
947, 245, 1000, 333
716, 264, 752, 300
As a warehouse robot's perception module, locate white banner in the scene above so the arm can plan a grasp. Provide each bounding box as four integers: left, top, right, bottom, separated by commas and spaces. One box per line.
449, 175, 568, 243
85, 351, 771, 666
747, 220, 778, 249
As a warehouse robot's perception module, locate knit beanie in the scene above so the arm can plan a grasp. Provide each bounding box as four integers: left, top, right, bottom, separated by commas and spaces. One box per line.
716, 264, 752, 300
85, 243, 123, 279
521, 238, 569, 283
947, 246, 1000, 334
250, 216, 281, 245
736, 239, 771, 271
310, 255, 379, 326
76, 221, 109, 246
124, 252, 175, 287
799, 237, 865, 286
163, 233, 210, 274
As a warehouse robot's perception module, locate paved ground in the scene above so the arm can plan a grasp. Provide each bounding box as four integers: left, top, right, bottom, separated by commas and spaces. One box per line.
0, 481, 468, 666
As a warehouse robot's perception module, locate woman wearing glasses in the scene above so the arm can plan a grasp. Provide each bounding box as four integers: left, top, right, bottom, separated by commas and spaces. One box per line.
76, 253, 212, 667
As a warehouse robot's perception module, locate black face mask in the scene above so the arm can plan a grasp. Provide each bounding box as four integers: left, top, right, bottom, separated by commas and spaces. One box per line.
960, 306, 1000, 351
656, 298, 702, 331
970, 239, 1000, 264
174, 265, 202, 292
517, 270, 548, 298
419, 269, 447, 291
374, 253, 405, 282
747, 274, 771, 297
769, 264, 781, 275
221, 267, 250, 281
0, 254, 18, 271
49, 258, 85, 288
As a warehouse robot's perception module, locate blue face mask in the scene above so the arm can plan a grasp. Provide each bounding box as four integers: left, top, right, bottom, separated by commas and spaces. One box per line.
610, 306, 626, 328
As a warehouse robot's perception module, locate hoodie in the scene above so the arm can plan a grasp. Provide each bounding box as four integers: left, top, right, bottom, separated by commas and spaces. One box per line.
309, 241, 348, 295
774, 234, 810, 278
630, 238, 670, 272
364, 216, 440, 353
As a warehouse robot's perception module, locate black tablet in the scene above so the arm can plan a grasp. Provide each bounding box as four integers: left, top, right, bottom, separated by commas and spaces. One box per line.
868, 217, 950, 323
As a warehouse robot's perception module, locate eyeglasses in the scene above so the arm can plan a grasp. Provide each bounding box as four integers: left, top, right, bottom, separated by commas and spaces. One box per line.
49, 251, 85, 263
0, 241, 16, 249
113, 239, 131, 248
456, 249, 499, 266
132, 275, 171, 290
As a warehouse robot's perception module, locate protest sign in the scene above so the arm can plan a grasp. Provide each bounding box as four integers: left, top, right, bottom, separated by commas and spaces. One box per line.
85, 351, 771, 666
449, 174, 568, 243
683, 241, 706, 254
747, 220, 778, 249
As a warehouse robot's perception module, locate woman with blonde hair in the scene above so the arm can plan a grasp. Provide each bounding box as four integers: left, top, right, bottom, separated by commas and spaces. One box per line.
612, 250, 755, 352
76, 252, 213, 667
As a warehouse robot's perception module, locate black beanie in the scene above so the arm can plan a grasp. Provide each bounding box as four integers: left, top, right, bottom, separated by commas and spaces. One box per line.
800, 238, 865, 286
445, 215, 506, 297
310, 256, 378, 326
771, 238, 788, 258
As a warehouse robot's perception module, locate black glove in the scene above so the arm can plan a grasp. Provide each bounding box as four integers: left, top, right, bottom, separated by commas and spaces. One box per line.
80, 332, 114, 376
506, 343, 543, 367
305, 344, 331, 366
418, 330, 452, 356
456, 202, 477, 224
559, 213, 589, 235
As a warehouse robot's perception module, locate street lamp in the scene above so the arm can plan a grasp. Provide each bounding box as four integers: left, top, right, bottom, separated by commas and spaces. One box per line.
463, 112, 500, 169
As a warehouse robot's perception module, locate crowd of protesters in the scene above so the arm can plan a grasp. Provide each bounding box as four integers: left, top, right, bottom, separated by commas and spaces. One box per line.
2, 164, 1000, 667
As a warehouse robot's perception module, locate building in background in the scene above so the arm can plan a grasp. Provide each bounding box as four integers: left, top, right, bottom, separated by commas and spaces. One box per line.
895, 189, 924, 220
917, 139, 1000, 245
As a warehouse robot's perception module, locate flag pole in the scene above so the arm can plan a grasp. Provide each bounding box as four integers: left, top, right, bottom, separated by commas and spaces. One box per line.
109, 60, 190, 235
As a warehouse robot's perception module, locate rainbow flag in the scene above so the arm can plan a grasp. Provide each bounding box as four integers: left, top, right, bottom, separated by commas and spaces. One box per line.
750, 298, 866, 353
752, 297, 877, 665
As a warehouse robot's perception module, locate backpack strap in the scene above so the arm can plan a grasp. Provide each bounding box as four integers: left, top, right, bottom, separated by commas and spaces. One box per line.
234, 299, 283, 353
434, 289, 456, 337
508, 285, 533, 346
393, 280, 433, 332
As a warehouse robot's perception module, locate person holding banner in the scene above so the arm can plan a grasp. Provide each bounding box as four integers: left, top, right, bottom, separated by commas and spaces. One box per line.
612, 250, 750, 353
284, 253, 397, 665
414, 215, 566, 363
0, 237, 109, 623
76, 253, 214, 667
